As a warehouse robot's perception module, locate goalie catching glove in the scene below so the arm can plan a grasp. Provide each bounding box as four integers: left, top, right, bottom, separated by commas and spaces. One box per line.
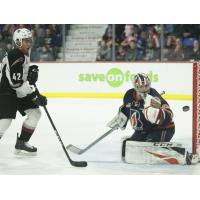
143, 94, 164, 125
107, 111, 128, 130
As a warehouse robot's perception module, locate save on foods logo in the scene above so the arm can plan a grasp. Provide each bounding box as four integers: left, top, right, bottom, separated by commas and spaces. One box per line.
78, 68, 159, 88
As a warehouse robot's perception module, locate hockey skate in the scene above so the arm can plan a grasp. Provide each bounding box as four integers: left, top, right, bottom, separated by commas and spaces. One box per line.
14, 134, 37, 156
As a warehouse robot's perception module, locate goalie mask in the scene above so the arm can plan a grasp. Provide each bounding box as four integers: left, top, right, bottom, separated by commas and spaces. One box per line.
134, 73, 151, 98
13, 28, 33, 47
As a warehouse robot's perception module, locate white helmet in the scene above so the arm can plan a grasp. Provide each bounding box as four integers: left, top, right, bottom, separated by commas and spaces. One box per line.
134, 73, 151, 97
13, 28, 32, 47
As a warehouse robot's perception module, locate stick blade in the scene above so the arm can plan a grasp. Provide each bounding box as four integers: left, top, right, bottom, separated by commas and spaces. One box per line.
66, 144, 83, 154
70, 160, 87, 167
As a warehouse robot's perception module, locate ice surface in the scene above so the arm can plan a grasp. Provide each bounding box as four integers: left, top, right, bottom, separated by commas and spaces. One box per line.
0, 98, 199, 174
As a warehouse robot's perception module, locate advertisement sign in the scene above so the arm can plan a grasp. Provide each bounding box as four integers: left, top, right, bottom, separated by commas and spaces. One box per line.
38, 63, 192, 99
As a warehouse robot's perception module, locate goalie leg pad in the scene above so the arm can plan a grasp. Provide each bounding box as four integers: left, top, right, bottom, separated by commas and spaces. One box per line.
121, 131, 149, 158
123, 141, 189, 165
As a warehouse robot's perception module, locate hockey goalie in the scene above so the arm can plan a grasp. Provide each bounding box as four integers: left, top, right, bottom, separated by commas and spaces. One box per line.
107, 73, 192, 165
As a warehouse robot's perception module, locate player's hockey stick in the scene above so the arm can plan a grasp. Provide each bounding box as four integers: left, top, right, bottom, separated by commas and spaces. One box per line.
34, 84, 87, 167
66, 125, 119, 154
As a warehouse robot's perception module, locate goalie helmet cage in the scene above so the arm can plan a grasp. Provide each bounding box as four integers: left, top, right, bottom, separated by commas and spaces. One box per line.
192, 62, 200, 156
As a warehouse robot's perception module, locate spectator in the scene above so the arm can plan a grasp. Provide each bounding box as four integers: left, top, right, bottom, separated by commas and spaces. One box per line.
115, 24, 126, 44
39, 46, 54, 61
144, 39, 160, 61
168, 38, 185, 61
125, 40, 137, 61
187, 40, 200, 61
96, 40, 112, 61
148, 26, 160, 49
163, 34, 177, 61
121, 25, 137, 47
136, 30, 147, 60
116, 45, 126, 61
34, 24, 46, 47
42, 28, 54, 47
31, 29, 40, 49
103, 26, 113, 47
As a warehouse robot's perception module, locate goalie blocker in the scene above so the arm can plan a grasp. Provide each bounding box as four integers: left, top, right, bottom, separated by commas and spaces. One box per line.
121, 140, 192, 165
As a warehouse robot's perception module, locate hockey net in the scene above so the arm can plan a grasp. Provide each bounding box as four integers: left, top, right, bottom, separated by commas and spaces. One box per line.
192, 62, 200, 160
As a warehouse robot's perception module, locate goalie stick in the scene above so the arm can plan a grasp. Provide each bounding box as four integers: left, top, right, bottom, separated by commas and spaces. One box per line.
66, 125, 119, 154
34, 84, 87, 167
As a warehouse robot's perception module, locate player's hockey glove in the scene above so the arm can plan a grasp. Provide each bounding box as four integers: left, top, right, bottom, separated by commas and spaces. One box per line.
33, 93, 47, 106
107, 111, 128, 130
27, 65, 39, 85
25, 92, 47, 106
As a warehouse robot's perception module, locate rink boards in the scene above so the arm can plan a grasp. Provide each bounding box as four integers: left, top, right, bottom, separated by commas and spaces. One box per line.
36, 62, 193, 100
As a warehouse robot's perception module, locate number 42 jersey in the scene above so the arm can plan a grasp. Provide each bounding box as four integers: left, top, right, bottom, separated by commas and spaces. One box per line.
0, 48, 34, 98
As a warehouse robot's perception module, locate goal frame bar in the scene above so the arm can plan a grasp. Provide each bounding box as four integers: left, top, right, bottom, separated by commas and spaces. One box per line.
192, 62, 200, 155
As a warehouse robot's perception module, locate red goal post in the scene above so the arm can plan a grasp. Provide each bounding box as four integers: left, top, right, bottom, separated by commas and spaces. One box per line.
192, 62, 200, 157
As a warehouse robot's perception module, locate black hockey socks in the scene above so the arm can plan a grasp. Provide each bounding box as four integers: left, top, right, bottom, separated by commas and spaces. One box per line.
19, 126, 34, 142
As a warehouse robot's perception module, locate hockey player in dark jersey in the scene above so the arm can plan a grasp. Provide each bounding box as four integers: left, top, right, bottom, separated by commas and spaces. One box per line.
107, 73, 175, 158
0, 28, 47, 155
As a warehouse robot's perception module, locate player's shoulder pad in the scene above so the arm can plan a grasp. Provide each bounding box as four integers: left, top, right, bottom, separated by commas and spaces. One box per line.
124, 88, 135, 97
123, 88, 135, 101
7, 49, 25, 68
149, 88, 160, 96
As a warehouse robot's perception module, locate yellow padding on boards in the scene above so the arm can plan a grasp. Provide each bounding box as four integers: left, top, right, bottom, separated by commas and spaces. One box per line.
42, 92, 192, 101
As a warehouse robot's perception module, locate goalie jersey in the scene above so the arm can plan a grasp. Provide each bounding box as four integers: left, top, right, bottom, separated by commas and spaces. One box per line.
120, 88, 174, 131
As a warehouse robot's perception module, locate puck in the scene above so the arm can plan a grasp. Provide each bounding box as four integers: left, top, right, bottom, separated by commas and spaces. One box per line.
182, 106, 190, 112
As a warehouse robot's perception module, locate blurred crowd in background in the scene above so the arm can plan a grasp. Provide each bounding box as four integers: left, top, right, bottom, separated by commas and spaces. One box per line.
0, 24, 62, 61
97, 24, 200, 62
1, 24, 200, 62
